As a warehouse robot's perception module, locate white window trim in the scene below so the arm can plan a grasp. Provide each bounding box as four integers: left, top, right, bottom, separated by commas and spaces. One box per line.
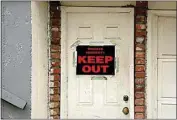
60, 6, 134, 119
146, 10, 176, 119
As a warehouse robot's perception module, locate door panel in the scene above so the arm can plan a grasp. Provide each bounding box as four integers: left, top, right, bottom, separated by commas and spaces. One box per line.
67, 12, 133, 119
158, 59, 176, 98
158, 17, 176, 58
158, 101, 176, 119
157, 16, 176, 119
76, 76, 93, 104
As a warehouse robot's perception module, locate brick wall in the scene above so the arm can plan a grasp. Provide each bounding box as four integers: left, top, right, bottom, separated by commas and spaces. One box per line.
49, 1, 148, 119
49, 1, 61, 119
134, 1, 148, 119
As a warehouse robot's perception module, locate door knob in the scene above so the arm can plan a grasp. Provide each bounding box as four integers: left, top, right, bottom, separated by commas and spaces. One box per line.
122, 107, 129, 115
123, 95, 129, 101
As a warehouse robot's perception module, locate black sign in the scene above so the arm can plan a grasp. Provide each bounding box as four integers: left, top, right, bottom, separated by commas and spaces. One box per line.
76, 45, 115, 75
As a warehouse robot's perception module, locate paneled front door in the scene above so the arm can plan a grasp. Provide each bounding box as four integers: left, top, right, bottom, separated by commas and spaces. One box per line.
64, 7, 134, 119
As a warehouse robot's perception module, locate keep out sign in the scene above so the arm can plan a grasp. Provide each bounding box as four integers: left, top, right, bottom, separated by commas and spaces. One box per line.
76, 45, 115, 75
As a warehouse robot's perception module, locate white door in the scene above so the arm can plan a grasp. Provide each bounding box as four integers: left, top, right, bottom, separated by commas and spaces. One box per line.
157, 16, 176, 119
66, 9, 134, 119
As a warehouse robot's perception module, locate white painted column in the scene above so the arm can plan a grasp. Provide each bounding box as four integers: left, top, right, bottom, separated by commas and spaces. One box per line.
31, 1, 49, 119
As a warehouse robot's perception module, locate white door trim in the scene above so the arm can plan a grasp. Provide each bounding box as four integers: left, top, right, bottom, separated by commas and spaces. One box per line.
31, 2, 49, 118
60, 6, 134, 119
146, 10, 176, 119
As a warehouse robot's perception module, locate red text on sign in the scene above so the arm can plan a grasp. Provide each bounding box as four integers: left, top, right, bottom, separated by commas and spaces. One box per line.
78, 56, 113, 64
82, 65, 109, 73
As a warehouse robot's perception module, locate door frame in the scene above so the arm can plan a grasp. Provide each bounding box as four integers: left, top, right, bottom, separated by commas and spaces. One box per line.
146, 10, 176, 119
60, 6, 134, 119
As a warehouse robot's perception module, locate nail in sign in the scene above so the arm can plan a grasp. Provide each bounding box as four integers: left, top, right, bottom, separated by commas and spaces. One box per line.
76, 45, 115, 75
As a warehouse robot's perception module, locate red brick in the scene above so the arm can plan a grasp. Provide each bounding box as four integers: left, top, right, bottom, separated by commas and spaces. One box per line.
135, 58, 145, 64
135, 92, 145, 99
50, 115, 60, 119
50, 6, 60, 13
50, 108, 59, 116
50, 74, 60, 81
135, 99, 145, 105
136, 24, 146, 30
136, 37, 145, 44
135, 78, 145, 85
135, 7, 147, 16
52, 31, 60, 39
50, 4, 60, 12
135, 85, 145, 92
136, 31, 147, 37
52, 27, 59, 32
49, 102, 59, 108
135, 72, 145, 78
53, 115, 60, 119
51, 61, 60, 67
50, 81, 60, 88
136, 44, 145, 51
135, 106, 145, 112
135, 113, 145, 119
51, 45, 60, 52
54, 81, 60, 87
136, 16, 146, 23
135, 2, 147, 118
50, 88, 60, 94
51, 19, 61, 27
50, 11, 60, 19
136, 52, 145, 58
54, 88, 59, 94
50, 94, 60, 102
51, 68, 60, 74
136, 1, 148, 7
50, 1, 60, 6
51, 39, 60, 45
51, 53, 60, 59
54, 75, 60, 80
135, 65, 145, 72
135, 9, 147, 15
50, 2, 61, 119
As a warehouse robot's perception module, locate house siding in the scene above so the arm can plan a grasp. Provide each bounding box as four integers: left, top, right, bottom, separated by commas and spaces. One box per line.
1, 1, 31, 119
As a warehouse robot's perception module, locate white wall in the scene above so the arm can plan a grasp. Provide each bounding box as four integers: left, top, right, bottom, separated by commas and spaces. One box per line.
31, 1, 49, 119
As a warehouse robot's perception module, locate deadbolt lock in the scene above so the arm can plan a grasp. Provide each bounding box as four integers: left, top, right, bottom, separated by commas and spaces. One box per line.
123, 95, 129, 102
122, 107, 129, 115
